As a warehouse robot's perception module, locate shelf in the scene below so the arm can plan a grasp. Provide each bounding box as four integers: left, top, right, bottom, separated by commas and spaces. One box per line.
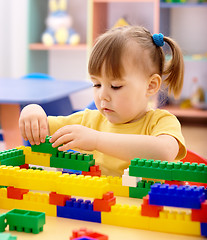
160, 2, 207, 8
166, 54, 207, 62
184, 54, 207, 62
91, 0, 160, 42
95, 1, 207, 6
161, 106, 207, 119
93, 0, 157, 2
29, 43, 87, 51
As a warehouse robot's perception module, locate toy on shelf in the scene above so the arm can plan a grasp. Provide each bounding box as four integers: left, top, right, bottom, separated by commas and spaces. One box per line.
42, 0, 80, 46
113, 17, 129, 28
190, 77, 207, 110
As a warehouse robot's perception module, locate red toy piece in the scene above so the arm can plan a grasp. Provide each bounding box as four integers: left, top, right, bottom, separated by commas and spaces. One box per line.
49, 192, 71, 206
70, 228, 108, 240
141, 195, 163, 217
19, 163, 29, 169
72, 237, 96, 240
70, 228, 94, 240
82, 165, 101, 177
191, 200, 207, 223
165, 180, 185, 186
93, 191, 116, 212
181, 149, 207, 165
165, 180, 207, 188
7, 186, 29, 200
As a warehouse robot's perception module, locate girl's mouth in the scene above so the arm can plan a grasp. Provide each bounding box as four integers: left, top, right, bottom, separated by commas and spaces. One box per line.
103, 108, 113, 113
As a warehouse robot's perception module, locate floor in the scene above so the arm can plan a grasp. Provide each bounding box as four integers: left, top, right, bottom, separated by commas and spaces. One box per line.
181, 123, 207, 159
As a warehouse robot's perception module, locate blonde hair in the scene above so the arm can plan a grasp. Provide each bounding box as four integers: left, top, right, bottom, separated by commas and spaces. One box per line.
88, 25, 184, 98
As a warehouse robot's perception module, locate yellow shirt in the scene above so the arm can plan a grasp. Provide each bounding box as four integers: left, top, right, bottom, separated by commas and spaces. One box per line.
48, 109, 186, 177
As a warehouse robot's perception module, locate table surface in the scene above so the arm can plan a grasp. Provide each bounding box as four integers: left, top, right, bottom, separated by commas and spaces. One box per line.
0, 197, 204, 240
0, 78, 92, 149
0, 78, 92, 104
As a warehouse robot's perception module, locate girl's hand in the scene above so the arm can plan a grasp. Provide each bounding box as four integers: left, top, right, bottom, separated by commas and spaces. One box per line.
49, 125, 99, 152
19, 104, 49, 145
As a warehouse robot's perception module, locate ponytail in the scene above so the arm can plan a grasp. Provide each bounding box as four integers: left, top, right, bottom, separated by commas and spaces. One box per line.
162, 37, 184, 99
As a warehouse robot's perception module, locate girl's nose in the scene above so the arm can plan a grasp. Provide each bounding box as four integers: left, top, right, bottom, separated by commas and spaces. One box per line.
99, 87, 110, 101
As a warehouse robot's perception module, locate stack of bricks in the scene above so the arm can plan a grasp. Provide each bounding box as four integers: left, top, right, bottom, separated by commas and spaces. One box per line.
0, 137, 206, 237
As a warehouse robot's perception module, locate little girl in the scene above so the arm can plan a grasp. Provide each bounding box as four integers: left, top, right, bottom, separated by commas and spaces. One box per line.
19, 25, 186, 177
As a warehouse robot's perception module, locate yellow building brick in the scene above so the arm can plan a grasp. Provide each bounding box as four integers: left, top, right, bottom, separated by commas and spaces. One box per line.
17, 146, 51, 167
0, 188, 56, 216
0, 166, 109, 199
101, 176, 129, 197
149, 210, 200, 236
0, 165, 62, 192
102, 204, 150, 229
102, 203, 201, 236
0, 165, 20, 186
56, 174, 109, 198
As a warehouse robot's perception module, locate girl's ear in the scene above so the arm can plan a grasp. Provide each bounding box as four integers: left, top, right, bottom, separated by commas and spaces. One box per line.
146, 74, 161, 97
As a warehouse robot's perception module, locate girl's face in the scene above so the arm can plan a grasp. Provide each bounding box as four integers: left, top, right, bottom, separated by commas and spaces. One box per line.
90, 56, 151, 124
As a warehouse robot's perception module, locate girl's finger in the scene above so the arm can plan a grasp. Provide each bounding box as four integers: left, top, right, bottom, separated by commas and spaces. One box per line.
19, 121, 28, 141
52, 134, 73, 148
39, 118, 49, 143
58, 141, 74, 151
31, 120, 40, 145
50, 126, 72, 143
25, 121, 35, 145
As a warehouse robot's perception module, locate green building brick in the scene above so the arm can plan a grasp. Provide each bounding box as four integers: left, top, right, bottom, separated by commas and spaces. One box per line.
172, 162, 207, 183
50, 151, 95, 171
129, 180, 161, 199
29, 166, 44, 171
0, 213, 7, 232
0, 233, 17, 240
31, 135, 58, 155
0, 149, 25, 167
129, 158, 174, 180
6, 209, 45, 234
129, 158, 207, 183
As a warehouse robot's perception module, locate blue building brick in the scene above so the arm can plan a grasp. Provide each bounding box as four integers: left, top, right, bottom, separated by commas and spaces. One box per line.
73, 237, 96, 240
204, 187, 207, 199
62, 169, 82, 175
57, 198, 101, 223
201, 223, 207, 237
149, 183, 205, 209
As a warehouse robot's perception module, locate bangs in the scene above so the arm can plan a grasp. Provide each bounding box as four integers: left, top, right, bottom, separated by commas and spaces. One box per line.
88, 29, 126, 79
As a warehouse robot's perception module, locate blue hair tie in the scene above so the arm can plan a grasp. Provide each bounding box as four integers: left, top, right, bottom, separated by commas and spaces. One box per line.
152, 33, 165, 47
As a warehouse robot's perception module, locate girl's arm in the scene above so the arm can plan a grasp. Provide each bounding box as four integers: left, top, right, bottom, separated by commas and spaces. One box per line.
50, 125, 179, 162
95, 131, 179, 162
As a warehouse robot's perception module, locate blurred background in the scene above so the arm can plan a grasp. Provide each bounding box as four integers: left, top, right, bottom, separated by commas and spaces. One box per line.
0, 0, 206, 158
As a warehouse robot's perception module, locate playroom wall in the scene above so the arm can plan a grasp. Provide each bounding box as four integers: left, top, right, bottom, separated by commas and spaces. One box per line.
0, 0, 93, 111
0, 1, 206, 107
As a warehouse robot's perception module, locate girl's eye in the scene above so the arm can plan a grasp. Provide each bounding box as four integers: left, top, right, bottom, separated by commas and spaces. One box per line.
93, 84, 101, 88
111, 85, 122, 90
